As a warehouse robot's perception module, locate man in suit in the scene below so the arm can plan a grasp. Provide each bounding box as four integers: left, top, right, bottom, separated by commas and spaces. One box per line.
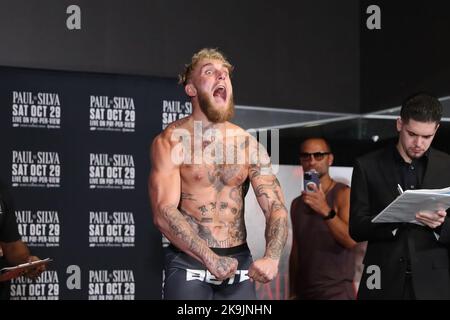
350, 93, 450, 299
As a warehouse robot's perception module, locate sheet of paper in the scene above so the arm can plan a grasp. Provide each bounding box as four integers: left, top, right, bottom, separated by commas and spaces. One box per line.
372, 188, 450, 224
0, 258, 52, 282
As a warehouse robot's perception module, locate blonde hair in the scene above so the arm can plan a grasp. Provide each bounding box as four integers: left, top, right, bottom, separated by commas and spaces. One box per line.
178, 48, 233, 86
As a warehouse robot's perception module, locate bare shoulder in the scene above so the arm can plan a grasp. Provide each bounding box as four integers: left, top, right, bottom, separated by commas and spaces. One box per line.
224, 122, 250, 139
335, 184, 351, 204
336, 183, 350, 195
151, 117, 191, 164
151, 117, 191, 150
221, 122, 255, 152
222, 123, 261, 148
166, 116, 192, 131
225, 121, 246, 132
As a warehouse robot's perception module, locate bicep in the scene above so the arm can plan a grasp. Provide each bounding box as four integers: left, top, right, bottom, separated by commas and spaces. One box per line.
250, 173, 285, 216
150, 168, 181, 213
247, 136, 285, 214
148, 137, 181, 215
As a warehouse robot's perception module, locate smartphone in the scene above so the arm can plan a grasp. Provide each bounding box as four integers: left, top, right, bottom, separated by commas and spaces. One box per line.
303, 170, 320, 192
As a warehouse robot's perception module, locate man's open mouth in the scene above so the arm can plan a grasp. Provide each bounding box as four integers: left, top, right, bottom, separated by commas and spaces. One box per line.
213, 85, 227, 102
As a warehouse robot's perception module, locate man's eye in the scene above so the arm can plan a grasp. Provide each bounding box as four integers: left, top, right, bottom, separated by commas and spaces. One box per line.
205, 70, 213, 75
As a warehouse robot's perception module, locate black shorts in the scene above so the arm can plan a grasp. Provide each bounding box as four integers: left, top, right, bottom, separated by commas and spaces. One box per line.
163, 243, 256, 300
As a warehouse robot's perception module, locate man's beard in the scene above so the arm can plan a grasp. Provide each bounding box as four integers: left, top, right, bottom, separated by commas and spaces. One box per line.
198, 91, 235, 123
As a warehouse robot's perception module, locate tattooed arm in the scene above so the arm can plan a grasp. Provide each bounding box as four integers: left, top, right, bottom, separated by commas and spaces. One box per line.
148, 131, 237, 280
247, 140, 288, 283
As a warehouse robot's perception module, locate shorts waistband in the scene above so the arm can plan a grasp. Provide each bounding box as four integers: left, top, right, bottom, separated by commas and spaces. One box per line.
169, 243, 249, 256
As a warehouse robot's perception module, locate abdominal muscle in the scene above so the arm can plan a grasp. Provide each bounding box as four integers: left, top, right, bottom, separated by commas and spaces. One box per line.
179, 184, 247, 248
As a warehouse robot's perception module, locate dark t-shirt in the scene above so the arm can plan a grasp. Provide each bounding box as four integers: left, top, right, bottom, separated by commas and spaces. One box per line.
0, 182, 21, 300
0, 185, 21, 243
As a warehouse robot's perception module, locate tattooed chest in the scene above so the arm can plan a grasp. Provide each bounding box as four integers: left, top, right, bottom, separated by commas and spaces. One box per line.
181, 164, 248, 191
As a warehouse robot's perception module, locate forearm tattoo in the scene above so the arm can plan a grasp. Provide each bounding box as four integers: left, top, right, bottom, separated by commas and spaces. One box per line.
251, 174, 288, 258
265, 216, 288, 259
162, 204, 214, 262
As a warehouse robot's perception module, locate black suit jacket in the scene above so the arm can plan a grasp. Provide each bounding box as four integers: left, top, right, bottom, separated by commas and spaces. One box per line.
350, 145, 450, 299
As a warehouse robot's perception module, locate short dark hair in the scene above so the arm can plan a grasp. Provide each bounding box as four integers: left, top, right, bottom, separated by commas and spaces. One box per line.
300, 137, 332, 153
400, 93, 442, 124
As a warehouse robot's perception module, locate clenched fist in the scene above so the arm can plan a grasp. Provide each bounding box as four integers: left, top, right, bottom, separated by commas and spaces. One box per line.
248, 257, 279, 283
207, 255, 238, 280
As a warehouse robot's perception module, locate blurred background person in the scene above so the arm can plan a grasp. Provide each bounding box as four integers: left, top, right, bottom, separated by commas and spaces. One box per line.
289, 138, 356, 299
0, 180, 46, 300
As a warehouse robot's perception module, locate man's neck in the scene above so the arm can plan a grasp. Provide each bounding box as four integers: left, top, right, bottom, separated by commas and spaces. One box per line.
191, 105, 227, 131
396, 141, 413, 164
320, 174, 334, 191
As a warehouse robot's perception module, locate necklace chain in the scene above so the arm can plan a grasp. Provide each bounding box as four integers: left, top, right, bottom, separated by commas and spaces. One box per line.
323, 179, 335, 195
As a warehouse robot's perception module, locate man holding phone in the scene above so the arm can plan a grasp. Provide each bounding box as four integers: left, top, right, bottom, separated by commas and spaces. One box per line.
289, 138, 357, 299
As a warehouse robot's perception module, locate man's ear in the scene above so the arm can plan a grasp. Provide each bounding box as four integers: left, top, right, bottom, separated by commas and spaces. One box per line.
328, 153, 334, 166
396, 118, 403, 132
185, 84, 197, 97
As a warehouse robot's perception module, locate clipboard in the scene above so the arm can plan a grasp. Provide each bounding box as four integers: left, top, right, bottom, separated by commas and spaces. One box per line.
0, 258, 52, 282
371, 187, 450, 224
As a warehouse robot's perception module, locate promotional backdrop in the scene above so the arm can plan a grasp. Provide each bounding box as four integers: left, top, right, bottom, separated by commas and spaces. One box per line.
0, 66, 191, 299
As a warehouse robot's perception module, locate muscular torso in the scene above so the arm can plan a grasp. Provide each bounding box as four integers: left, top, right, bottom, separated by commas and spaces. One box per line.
180, 164, 248, 248
171, 119, 253, 248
